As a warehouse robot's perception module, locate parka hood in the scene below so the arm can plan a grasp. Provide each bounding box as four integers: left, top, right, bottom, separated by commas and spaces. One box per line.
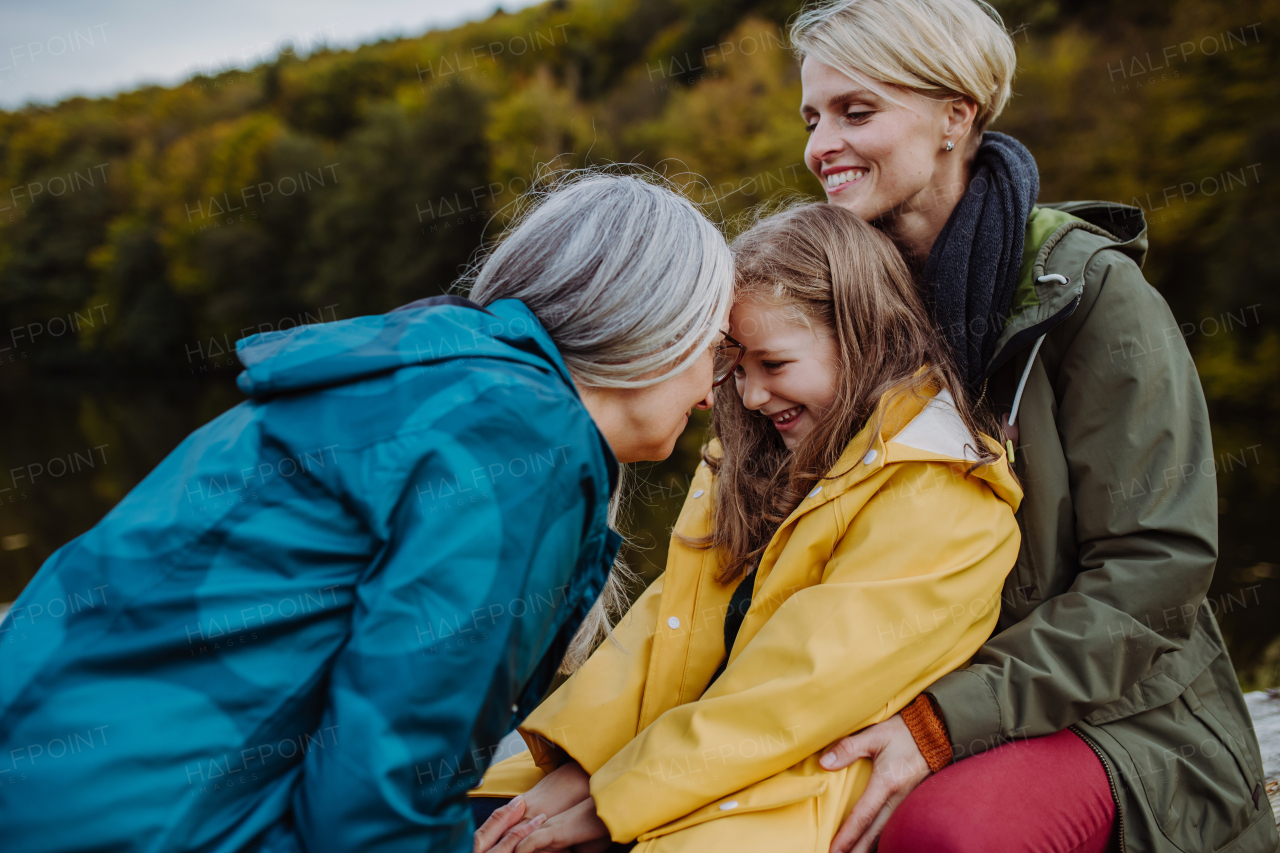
983, 201, 1149, 381
235, 297, 573, 400
1044, 200, 1147, 267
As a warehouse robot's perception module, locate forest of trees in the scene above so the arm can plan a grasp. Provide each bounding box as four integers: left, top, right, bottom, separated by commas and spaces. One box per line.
1, 0, 1277, 685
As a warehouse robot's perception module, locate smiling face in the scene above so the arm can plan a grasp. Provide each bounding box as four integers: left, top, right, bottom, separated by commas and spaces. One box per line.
625, 331, 723, 460
801, 57, 976, 246
576, 312, 732, 463
730, 299, 841, 451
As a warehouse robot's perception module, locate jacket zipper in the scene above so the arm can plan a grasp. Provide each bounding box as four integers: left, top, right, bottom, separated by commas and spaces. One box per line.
983, 293, 1081, 383
1070, 725, 1125, 853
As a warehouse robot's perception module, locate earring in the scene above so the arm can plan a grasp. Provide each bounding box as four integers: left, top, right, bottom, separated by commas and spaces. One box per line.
945, 140, 955, 152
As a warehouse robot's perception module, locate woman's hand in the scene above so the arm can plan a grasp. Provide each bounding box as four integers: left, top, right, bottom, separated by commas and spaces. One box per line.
474, 761, 594, 853
1001, 412, 1019, 448
820, 714, 932, 853
513, 797, 612, 853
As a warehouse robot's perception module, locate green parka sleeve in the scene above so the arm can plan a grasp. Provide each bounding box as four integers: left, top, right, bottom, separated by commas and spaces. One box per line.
927, 243, 1219, 755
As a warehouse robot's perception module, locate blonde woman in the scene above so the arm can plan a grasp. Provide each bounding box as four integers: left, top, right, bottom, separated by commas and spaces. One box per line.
789, 2, 1275, 852
469, 204, 1023, 853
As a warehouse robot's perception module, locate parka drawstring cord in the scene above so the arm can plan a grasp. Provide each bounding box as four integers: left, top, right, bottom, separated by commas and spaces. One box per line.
1005, 333, 1047, 465
1002, 273, 1071, 464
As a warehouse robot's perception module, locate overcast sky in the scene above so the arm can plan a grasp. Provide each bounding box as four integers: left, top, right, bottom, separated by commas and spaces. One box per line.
0, 0, 543, 109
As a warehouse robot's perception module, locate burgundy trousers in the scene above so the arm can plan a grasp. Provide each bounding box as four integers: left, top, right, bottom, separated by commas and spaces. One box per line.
879, 729, 1117, 853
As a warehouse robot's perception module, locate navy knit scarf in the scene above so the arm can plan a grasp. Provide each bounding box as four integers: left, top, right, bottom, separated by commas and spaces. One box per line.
922, 132, 1040, 393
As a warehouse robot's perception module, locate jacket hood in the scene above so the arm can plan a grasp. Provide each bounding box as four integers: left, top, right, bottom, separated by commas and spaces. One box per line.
235, 297, 573, 400
983, 201, 1149, 380
1043, 200, 1147, 267
704, 383, 1023, 525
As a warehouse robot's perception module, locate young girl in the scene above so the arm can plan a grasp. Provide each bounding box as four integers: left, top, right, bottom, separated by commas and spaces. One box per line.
468, 204, 1022, 853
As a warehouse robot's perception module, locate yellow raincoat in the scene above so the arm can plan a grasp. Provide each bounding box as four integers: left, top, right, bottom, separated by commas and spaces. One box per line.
470, 387, 1023, 852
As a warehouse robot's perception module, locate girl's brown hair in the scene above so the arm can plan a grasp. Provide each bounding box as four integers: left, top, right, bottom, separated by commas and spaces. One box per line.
697, 203, 996, 585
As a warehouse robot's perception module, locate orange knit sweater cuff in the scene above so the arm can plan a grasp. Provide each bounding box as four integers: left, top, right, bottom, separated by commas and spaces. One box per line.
901, 694, 953, 773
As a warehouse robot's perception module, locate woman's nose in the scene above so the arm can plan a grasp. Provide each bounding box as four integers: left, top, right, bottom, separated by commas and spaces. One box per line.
694, 387, 714, 410
806, 117, 843, 166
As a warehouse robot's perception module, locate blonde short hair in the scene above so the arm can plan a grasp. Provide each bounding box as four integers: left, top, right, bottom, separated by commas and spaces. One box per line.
790, 0, 1017, 133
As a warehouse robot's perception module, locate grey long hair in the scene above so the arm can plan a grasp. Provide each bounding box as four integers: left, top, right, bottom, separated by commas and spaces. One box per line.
469, 172, 734, 388
467, 172, 735, 671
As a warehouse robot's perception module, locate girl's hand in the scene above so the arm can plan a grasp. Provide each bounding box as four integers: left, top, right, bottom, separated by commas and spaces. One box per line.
820, 714, 931, 853
515, 760, 592, 834
512, 797, 611, 853
476, 761, 593, 853
474, 796, 544, 853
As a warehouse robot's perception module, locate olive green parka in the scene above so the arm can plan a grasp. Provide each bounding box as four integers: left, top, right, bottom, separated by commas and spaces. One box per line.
927, 201, 1278, 852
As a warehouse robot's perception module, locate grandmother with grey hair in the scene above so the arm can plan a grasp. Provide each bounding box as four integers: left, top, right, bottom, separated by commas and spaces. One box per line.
0, 174, 735, 853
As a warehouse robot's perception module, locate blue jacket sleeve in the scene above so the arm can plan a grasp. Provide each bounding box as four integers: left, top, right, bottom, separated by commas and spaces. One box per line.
289, 382, 613, 853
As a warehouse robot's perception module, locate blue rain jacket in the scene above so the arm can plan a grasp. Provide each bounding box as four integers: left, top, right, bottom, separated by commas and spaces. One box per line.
0, 296, 622, 853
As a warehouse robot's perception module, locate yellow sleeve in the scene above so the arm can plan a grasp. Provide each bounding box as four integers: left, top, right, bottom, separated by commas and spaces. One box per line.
588, 461, 1021, 843
469, 749, 547, 798
470, 573, 668, 797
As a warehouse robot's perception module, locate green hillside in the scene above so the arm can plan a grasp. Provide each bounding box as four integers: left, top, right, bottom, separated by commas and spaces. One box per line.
1, 0, 1278, 685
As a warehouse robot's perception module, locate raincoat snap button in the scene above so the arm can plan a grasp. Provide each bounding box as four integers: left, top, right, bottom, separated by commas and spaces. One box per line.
692, 490, 705, 498
720, 800, 739, 811
863, 449, 878, 465
808, 486, 822, 497
667, 616, 680, 629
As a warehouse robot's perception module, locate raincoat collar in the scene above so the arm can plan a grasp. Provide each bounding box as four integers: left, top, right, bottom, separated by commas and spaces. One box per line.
708, 383, 1021, 560
783, 385, 1021, 524
235, 297, 578, 400
236, 294, 622, 502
